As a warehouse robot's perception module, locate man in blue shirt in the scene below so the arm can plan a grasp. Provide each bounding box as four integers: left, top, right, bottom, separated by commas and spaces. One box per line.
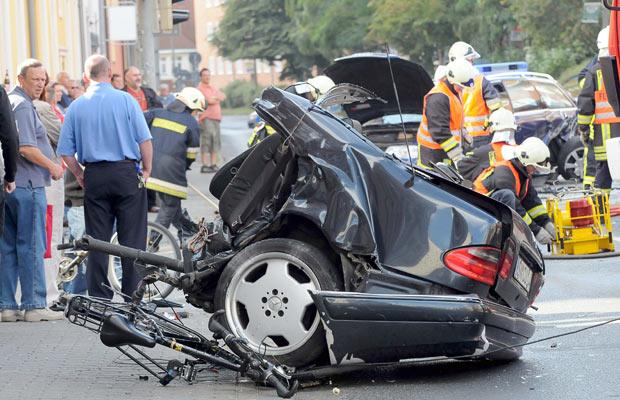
58, 54, 153, 299
1, 59, 64, 322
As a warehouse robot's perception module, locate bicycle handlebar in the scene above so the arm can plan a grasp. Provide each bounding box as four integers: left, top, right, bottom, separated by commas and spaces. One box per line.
208, 311, 299, 398
57, 243, 74, 251
267, 374, 299, 399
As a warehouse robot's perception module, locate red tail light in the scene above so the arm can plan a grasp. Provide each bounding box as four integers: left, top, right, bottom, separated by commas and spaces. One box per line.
498, 252, 514, 280
443, 246, 501, 286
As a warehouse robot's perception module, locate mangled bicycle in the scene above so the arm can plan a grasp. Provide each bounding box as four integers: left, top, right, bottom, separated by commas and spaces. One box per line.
61, 235, 299, 398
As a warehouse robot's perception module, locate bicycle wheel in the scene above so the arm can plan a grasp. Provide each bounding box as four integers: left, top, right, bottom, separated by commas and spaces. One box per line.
107, 221, 182, 300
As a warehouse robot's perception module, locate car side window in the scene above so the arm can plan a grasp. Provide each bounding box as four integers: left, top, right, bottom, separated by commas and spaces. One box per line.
531, 80, 574, 109
492, 83, 513, 111
501, 79, 541, 113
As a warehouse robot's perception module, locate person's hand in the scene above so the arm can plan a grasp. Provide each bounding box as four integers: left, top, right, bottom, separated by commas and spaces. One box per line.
75, 171, 84, 188
535, 228, 554, 245
579, 124, 591, 145
142, 170, 150, 183
49, 163, 64, 180
3, 180, 15, 193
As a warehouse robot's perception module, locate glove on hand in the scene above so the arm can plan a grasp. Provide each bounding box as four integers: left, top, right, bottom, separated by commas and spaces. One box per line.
446, 147, 464, 166
579, 125, 591, 145
535, 228, 554, 245
543, 221, 556, 239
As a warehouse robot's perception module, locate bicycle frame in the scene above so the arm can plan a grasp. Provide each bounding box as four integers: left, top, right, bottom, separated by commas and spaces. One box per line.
62, 268, 299, 398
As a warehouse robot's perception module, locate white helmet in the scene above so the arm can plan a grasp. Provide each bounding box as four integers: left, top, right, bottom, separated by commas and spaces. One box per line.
307, 75, 335, 96
175, 87, 206, 111
445, 58, 478, 88
448, 41, 481, 62
598, 26, 610, 57
489, 108, 517, 144
515, 137, 551, 174
433, 65, 447, 84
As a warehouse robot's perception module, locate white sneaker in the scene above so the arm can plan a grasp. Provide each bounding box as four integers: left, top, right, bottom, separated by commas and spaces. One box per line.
24, 308, 63, 322
1, 309, 24, 322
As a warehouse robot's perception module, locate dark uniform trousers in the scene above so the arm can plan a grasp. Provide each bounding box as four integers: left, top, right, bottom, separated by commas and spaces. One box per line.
83, 161, 147, 299
155, 193, 183, 231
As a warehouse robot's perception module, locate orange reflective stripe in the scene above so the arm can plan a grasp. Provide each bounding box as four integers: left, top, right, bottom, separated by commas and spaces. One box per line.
472, 160, 522, 197
491, 142, 506, 163
594, 69, 620, 124
463, 75, 490, 136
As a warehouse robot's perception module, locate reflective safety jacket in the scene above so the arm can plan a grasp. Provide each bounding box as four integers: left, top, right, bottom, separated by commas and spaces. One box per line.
416, 79, 465, 167
577, 61, 620, 161
247, 121, 276, 147
461, 75, 501, 139
473, 159, 550, 233
458, 142, 513, 181
144, 100, 200, 199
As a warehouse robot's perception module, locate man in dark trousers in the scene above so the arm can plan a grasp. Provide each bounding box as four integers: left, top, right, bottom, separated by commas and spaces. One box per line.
0, 86, 18, 235
123, 66, 162, 213
58, 55, 153, 299
144, 87, 203, 232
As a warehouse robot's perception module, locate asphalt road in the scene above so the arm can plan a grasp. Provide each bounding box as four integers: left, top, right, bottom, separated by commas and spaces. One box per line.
1, 115, 619, 400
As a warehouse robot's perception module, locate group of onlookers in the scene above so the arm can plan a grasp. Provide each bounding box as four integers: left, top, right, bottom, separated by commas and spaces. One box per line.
0, 54, 227, 322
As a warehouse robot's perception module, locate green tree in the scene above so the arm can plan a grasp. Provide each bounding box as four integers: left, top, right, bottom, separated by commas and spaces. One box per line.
509, 0, 599, 76
286, 0, 375, 64
213, 0, 318, 80
367, 0, 520, 69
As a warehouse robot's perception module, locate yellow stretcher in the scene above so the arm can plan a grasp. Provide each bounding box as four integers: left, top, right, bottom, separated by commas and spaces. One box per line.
546, 190, 615, 256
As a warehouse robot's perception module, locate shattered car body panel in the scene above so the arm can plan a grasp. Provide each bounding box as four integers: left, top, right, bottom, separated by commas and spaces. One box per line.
203, 87, 544, 365
311, 291, 534, 365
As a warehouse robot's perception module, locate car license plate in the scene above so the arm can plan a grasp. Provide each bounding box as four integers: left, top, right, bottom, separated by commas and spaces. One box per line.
514, 259, 533, 292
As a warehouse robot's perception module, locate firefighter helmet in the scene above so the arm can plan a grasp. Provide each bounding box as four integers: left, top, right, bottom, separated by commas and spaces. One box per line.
515, 137, 551, 174
489, 108, 517, 144
307, 75, 336, 96
176, 87, 206, 112
445, 58, 477, 88
598, 26, 610, 57
448, 41, 481, 62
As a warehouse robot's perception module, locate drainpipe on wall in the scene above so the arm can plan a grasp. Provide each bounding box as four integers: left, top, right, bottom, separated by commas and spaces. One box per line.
27, 0, 37, 58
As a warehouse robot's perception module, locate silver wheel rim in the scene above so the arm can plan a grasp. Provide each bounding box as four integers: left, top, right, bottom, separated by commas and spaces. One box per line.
564, 147, 584, 179
225, 251, 321, 356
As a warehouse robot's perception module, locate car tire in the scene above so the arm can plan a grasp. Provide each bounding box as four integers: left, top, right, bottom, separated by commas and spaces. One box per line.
556, 136, 585, 180
214, 238, 342, 367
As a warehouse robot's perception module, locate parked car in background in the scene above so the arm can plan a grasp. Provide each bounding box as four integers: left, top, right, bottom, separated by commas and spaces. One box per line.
487, 72, 581, 180
322, 54, 583, 180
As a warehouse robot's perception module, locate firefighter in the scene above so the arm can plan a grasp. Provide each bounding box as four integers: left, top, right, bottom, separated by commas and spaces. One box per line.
144, 87, 204, 232
577, 26, 620, 191
416, 58, 478, 169
458, 108, 518, 181
473, 137, 555, 245
578, 55, 598, 189
449, 41, 502, 148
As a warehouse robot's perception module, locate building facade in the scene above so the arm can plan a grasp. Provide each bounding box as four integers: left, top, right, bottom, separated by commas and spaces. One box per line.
193, 0, 287, 89
1, 0, 86, 87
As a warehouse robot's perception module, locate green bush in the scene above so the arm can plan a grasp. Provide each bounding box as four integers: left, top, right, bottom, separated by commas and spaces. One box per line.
222, 80, 262, 108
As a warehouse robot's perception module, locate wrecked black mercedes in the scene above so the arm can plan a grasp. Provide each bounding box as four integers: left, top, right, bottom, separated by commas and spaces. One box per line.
63, 87, 545, 397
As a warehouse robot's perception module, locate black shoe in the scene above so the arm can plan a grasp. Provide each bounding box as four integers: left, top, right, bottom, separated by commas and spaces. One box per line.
49, 301, 65, 312
200, 165, 210, 173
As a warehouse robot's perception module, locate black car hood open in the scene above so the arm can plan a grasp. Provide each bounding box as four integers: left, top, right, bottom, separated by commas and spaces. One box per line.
250, 88, 518, 289
322, 53, 433, 124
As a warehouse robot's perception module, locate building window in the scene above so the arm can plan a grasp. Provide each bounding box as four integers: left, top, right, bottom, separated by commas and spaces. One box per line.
208, 58, 216, 75
207, 22, 214, 41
